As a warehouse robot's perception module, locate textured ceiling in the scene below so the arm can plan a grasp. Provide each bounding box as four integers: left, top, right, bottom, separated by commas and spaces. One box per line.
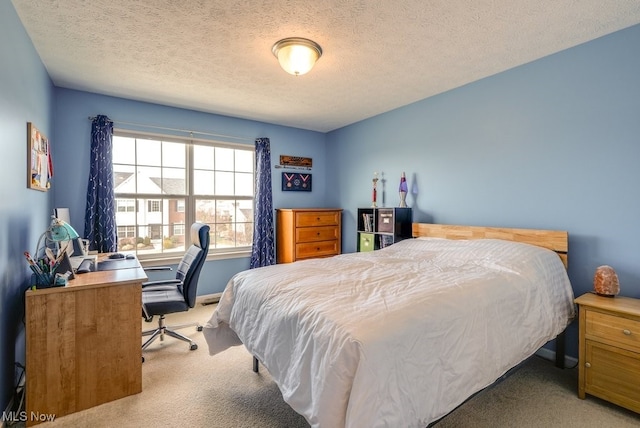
11, 0, 640, 132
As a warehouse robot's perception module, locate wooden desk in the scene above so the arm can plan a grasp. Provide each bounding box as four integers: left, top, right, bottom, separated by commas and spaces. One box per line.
25, 257, 147, 425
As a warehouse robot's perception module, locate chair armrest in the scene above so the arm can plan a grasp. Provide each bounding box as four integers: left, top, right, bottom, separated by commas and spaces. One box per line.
142, 279, 182, 290
142, 303, 152, 321
143, 266, 173, 272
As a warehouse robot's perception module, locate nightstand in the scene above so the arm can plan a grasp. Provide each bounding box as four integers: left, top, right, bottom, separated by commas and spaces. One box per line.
575, 293, 640, 413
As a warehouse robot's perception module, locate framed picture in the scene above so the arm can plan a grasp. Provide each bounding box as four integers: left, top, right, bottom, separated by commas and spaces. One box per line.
27, 122, 52, 191
282, 172, 312, 192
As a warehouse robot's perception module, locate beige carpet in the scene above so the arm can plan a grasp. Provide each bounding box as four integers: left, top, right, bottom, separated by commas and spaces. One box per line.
31, 303, 640, 428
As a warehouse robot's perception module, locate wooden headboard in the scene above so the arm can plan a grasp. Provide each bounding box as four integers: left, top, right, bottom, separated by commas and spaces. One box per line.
412, 223, 568, 268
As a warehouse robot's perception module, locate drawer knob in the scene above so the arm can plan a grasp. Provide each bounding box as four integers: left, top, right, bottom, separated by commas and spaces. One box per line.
585, 362, 591, 368
317, 232, 320, 236
623, 329, 632, 336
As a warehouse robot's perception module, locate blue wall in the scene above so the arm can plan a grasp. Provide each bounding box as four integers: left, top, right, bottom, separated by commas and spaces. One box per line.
52, 89, 329, 294
327, 23, 640, 357
0, 0, 55, 413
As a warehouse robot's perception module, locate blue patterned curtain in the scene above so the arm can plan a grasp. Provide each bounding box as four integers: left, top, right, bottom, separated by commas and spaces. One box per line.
84, 115, 117, 253
250, 138, 275, 268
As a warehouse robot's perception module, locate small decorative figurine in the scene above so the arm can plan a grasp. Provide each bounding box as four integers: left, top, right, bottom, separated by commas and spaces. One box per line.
399, 172, 408, 207
593, 265, 620, 297
372, 172, 379, 207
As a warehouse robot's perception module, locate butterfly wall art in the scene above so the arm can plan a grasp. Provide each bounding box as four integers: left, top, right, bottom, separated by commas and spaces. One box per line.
281, 172, 312, 192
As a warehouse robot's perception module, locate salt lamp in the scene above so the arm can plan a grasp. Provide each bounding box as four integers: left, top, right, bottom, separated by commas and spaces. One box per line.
593, 265, 620, 297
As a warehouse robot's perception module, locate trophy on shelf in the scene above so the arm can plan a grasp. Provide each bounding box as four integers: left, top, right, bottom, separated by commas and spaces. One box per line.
372, 172, 379, 208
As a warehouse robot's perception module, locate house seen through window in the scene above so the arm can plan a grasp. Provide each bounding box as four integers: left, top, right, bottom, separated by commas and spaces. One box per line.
112, 131, 255, 260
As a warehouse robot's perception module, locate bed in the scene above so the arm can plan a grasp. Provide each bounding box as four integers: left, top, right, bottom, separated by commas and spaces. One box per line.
203, 223, 575, 427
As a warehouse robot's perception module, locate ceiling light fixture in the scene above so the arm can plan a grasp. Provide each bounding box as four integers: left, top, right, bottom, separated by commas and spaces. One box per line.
272, 37, 323, 76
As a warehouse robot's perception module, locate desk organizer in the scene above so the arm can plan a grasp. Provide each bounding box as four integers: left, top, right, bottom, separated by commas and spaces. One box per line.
31, 272, 67, 289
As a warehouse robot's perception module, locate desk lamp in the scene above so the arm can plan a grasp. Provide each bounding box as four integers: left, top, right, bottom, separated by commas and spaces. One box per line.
36, 216, 80, 259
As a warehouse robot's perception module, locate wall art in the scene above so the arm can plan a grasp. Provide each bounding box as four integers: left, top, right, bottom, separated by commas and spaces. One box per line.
282, 172, 312, 192
27, 122, 52, 191
279, 155, 313, 168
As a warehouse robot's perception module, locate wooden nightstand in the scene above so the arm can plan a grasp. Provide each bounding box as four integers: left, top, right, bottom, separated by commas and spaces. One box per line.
575, 293, 640, 413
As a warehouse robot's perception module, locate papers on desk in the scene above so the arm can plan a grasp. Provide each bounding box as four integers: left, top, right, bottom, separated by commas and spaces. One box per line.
70, 254, 139, 272
70, 255, 97, 270
97, 257, 140, 271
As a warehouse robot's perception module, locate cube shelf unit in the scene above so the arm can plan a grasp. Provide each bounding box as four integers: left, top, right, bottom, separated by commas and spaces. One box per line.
357, 207, 412, 252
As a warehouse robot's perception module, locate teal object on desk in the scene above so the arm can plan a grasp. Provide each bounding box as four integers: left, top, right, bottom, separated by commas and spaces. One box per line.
49, 217, 80, 241
34, 215, 80, 261
31, 216, 80, 285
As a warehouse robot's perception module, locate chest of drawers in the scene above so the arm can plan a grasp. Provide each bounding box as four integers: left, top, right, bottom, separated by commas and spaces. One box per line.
576, 293, 640, 413
276, 208, 342, 263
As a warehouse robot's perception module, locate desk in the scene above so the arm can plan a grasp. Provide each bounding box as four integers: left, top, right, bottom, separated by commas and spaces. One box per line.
25, 256, 147, 426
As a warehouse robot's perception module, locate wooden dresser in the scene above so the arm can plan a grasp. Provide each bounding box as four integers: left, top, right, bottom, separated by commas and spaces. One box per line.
276, 208, 342, 263
576, 293, 640, 413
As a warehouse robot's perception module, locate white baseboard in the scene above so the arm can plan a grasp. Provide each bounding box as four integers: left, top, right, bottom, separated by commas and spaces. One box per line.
196, 292, 222, 305
535, 347, 578, 368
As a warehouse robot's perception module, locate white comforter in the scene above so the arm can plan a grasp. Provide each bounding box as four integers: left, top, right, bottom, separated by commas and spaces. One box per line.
203, 238, 575, 427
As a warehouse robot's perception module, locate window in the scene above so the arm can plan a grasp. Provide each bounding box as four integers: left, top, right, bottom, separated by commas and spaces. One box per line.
173, 222, 185, 236
112, 131, 255, 260
117, 226, 136, 238
147, 200, 161, 212
116, 199, 135, 212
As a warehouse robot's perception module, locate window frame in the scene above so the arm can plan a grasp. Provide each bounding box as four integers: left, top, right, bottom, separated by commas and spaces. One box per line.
112, 129, 255, 264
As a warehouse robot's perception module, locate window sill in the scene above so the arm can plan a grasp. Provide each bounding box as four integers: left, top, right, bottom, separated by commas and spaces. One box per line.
139, 249, 251, 268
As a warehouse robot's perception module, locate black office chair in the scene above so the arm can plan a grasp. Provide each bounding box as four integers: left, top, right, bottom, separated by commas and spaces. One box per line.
141, 223, 210, 355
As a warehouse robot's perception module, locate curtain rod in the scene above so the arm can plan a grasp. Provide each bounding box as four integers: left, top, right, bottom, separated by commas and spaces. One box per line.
87, 116, 253, 142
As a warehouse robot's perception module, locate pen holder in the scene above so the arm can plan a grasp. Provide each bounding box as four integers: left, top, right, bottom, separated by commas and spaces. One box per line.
31, 272, 66, 289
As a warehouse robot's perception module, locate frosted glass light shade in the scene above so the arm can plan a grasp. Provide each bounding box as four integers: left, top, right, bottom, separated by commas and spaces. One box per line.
272, 38, 322, 76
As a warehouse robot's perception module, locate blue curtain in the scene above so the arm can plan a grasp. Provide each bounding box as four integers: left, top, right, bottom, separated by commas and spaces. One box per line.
250, 138, 275, 268
84, 115, 118, 253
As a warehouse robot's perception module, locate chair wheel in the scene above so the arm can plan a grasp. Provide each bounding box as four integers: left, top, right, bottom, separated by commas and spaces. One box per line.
142, 356, 145, 363
190, 343, 198, 351
197, 325, 203, 331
